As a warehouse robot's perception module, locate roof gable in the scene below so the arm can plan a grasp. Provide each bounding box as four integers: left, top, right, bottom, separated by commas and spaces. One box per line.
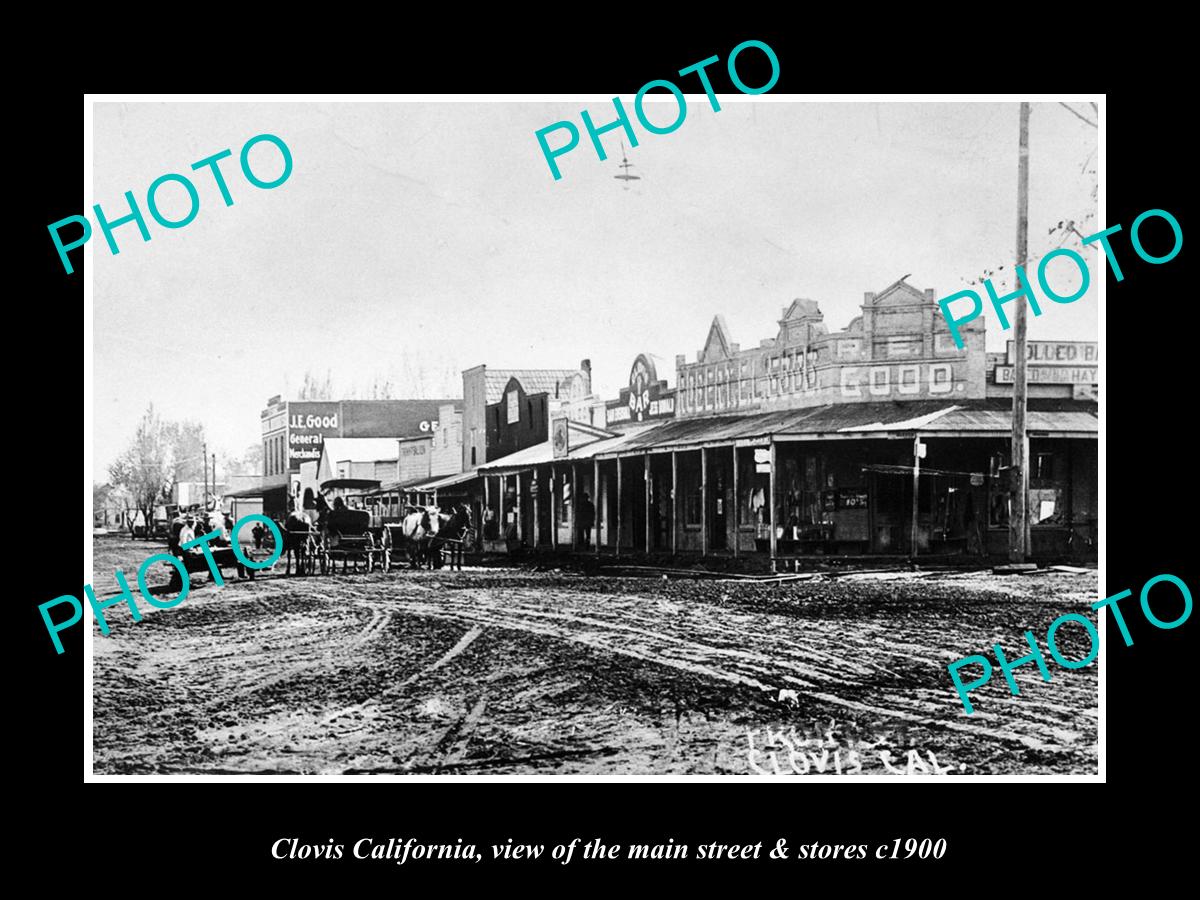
484, 369, 580, 404
699, 315, 733, 363
871, 277, 928, 307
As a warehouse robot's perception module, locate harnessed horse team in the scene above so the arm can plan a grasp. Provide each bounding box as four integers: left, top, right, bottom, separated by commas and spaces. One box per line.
280, 500, 473, 577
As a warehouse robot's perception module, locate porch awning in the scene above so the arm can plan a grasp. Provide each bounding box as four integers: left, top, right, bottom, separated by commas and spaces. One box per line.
477, 424, 660, 474
589, 399, 1097, 456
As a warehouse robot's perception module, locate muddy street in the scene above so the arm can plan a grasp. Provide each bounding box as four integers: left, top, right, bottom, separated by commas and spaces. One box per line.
91, 537, 1098, 775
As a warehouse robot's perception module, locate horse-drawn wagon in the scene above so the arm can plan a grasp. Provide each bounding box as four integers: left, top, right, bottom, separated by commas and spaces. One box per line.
317, 507, 388, 574
164, 509, 254, 590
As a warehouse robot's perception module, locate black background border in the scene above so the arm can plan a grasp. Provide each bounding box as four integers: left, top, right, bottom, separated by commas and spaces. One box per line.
18, 25, 1193, 885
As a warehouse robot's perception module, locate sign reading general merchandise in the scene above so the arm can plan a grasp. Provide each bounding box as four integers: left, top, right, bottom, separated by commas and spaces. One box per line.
287, 401, 341, 469
1005, 341, 1098, 365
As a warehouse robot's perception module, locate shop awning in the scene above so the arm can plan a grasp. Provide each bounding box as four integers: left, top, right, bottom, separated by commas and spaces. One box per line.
319, 478, 382, 491
361, 469, 481, 497
222, 486, 265, 499
420, 469, 482, 492
477, 424, 660, 474
587, 399, 1097, 456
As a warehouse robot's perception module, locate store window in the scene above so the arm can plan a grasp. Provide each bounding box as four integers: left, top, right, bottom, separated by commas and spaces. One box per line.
1029, 488, 1064, 526
935, 333, 960, 353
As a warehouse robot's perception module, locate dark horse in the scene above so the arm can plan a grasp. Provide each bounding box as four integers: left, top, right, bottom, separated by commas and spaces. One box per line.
283, 511, 313, 576
430, 505, 473, 571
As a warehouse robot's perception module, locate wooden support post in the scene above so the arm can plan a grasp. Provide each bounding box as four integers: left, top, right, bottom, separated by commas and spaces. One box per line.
484, 474, 491, 545
769, 439, 778, 572
671, 451, 678, 556
532, 469, 540, 548
732, 444, 740, 559
515, 472, 522, 544
644, 454, 651, 553
594, 458, 601, 555
571, 463, 578, 551
911, 435, 921, 561
616, 458, 623, 557
550, 468, 558, 550
701, 448, 709, 557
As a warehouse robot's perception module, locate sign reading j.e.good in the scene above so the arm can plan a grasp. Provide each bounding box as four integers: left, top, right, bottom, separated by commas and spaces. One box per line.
287, 401, 341, 467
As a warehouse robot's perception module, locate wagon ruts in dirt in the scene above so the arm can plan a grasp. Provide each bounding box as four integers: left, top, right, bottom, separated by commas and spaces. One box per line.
316, 507, 388, 574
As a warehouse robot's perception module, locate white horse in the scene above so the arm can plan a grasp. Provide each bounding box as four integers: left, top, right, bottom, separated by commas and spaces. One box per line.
399, 506, 440, 568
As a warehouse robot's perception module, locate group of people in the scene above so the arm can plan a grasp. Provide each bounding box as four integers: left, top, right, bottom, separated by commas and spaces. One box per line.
169, 508, 234, 555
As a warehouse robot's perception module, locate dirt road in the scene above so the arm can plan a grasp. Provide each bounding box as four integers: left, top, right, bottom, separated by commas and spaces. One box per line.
91, 537, 1098, 775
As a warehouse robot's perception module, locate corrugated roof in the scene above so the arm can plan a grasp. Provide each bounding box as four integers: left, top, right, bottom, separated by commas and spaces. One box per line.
363, 469, 480, 497
478, 424, 660, 473
421, 469, 481, 491
484, 369, 579, 405
596, 400, 1096, 455
919, 407, 1098, 435
469, 401, 1095, 467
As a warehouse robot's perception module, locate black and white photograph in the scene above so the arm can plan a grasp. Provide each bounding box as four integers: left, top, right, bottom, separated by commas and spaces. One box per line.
86, 96, 1100, 778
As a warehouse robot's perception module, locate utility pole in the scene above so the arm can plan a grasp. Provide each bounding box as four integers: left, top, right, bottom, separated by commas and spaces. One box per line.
212, 453, 217, 510
911, 435, 923, 560
202, 441, 208, 511
1010, 102, 1031, 563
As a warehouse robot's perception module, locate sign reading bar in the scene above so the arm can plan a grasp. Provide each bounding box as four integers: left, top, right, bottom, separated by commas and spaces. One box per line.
995, 365, 1098, 385
1006, 340, 1098, 365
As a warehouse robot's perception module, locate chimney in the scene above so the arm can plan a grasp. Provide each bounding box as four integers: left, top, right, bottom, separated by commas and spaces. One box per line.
580, 358, 592, 393
925, 288, 937, 303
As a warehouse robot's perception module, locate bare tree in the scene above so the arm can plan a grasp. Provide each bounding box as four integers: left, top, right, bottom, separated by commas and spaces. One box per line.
297, 369, 336, 400
109, 405, 174, 538
220, 443, 264, 478
368, 372, 395, 399
165, 420, 208, 484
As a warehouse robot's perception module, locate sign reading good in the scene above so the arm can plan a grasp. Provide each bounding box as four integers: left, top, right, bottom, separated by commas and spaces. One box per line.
1005, 341, 1098, 365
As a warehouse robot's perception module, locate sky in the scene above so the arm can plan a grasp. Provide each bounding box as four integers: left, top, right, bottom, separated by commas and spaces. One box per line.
92, 99, 1099, 474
